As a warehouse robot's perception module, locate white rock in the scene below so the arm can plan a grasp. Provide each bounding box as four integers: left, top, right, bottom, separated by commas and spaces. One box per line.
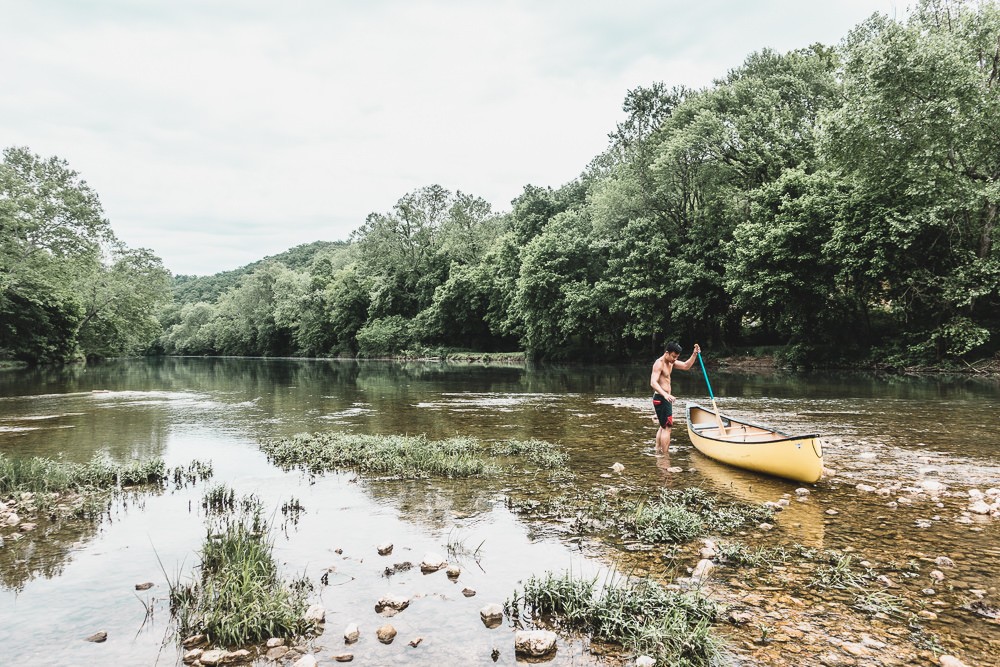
968, 489, 984, 500
420, 552, 448, 572
930, 569, 945, 582
293, 655, 318, 667
514, 630, 557, 657
969, 500, 992, 515
344, 623, 360, 644
985, 488, 1000, 498
446, 565, 461, 578
199, 650, 226, 666
921, 480, 946, 494
935, 556, 955, 568
856, 484, 877, 493
4, 513, 20, 526
776, 498, 790, 508
691, 559, 715, 581
266, 638, 285, 648
939, 656, 972, 667
480, 603, 504, 622
375, 595, 410, 613
611, 462, 625, 473
795, 488, 810, 496
858, 452, 877, 460
377, 543, 393, 555
303, 604, 326, 623
635, 656, 656, 667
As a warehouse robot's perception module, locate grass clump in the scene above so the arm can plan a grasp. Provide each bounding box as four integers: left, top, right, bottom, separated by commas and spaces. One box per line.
263, 432, 565, 479
263, 432, 498, 478
508, 570, 726, 667
617, 487, 773, 545
168, 491, 312, 647
715, 541, 790, 569
808, 552, 872, 590
0, 453, 167, 495
490, 438, 568, 468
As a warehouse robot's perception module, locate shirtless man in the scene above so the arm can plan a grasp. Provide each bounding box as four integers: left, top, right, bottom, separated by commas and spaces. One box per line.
650, 341, 701, 452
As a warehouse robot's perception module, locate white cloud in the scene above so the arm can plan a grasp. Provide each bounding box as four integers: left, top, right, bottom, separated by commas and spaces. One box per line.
1, 0, 901, 275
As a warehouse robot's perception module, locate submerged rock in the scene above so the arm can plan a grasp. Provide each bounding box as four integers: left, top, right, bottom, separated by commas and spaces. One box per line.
292, 656, 318, 667
611, 462, 625, 473
462, 587, 477, 597
85, 631, 107, 643
344, 623, 360, 644
691, 559, 715, 581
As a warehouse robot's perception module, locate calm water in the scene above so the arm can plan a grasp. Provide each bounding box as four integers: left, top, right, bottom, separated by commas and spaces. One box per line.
1, 358, 998, 665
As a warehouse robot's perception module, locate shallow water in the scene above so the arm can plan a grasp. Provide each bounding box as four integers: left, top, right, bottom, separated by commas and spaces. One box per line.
1, 359, 998, 665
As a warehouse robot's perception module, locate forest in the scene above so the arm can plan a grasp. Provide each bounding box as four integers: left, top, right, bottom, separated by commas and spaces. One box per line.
2, 0, 998, 367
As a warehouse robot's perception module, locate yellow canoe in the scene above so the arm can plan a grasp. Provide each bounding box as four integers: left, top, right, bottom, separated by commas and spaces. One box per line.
685, 403, 824, 484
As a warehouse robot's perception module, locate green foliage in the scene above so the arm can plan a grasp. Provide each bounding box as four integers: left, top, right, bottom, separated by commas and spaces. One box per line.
509, 571, 725, 666
168, 492, 312, 647
1, 147, 171, 363
355, 315, 415, 357
17, 1, 1000, 367
616, 487, 774, 544
0, 453, 167, 494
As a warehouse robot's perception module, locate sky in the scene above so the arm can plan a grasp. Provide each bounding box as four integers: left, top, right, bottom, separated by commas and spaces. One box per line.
2, 0, 902, 276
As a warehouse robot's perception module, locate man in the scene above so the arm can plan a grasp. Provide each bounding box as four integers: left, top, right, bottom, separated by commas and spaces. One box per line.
650, 341, 701, 453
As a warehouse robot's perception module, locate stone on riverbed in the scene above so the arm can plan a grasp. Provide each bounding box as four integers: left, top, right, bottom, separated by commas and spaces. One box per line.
480, 603, 504, 628
85, 631, 107, 643
375, 594, 410, 615
691, 559, 715, 581
635, 656, 656, 667
420, 552, 448, 573
377, 624, 397, 644
446, 564, 461, 578
304, 604, 326, 624
856, 484, 877, 493
969, 500, 993, 515
514, 630, 557, 658
344, 623, 360, 644
462, 587, 477, 597
292, 656, 318, 667
939, 656, 972, 667
377, 542, 393, 555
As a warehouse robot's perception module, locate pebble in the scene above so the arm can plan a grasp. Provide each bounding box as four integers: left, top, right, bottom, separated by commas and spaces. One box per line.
420, 552, 448, 573
344, 623, 360, 644
85, 631, 107, 643
333, 654, 354, 662
377, 543, 393, 555
462, 587, 477, 597
377, 624, 397, 644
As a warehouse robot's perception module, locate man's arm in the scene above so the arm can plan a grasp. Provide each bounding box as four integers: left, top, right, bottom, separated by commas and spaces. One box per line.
673, 343, 702, 371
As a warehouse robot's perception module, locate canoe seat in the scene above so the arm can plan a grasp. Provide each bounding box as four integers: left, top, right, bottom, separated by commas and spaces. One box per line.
692, 420, 730, 431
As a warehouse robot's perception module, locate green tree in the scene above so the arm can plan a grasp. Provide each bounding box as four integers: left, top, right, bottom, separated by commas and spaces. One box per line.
824, 0, 1000, 360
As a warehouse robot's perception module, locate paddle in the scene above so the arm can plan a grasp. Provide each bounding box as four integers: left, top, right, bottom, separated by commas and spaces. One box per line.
696, 348, 727, 435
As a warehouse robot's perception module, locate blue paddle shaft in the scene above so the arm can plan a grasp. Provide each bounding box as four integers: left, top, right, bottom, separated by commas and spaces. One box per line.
697, 352, 715, 401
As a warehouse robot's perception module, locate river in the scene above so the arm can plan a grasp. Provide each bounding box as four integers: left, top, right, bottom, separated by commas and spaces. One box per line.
1, 358, 998, 666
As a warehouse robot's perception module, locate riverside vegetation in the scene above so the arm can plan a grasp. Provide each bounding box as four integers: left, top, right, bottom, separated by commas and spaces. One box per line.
4, 0, 999, 370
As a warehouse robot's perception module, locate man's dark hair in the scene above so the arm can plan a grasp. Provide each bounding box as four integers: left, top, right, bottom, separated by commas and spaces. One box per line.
665, 341, 682, 354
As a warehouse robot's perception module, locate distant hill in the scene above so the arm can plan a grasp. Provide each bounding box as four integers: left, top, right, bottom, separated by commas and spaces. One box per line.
172, 240, 353, 304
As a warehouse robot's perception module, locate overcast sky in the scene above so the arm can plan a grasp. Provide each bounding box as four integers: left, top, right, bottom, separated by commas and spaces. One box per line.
2, 0, 901, 276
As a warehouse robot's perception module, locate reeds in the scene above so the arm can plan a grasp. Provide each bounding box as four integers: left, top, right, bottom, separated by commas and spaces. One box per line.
508, 570, 726, 667
168, 490, 312, 647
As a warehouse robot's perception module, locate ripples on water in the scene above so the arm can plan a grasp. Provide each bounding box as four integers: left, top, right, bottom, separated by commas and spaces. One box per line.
0, 359, 998, 665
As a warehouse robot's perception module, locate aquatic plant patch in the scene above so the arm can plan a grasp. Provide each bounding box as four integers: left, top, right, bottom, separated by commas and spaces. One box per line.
263, 432, 567, 479
0, 453, 167, 495
508, 570, 726, 667
615, 487, 774, 544
167, 491, 313, 648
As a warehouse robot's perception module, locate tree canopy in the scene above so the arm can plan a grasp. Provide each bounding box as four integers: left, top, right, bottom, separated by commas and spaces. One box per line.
7, 0, 999, 368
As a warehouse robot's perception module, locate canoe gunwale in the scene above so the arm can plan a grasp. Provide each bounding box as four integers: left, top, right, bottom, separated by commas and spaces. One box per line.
687, 404, 819, 443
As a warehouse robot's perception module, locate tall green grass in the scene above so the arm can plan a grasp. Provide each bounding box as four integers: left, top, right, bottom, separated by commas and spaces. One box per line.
0, 453, 166, 495
508, 571, 726, 667
168, 489, 312, 647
